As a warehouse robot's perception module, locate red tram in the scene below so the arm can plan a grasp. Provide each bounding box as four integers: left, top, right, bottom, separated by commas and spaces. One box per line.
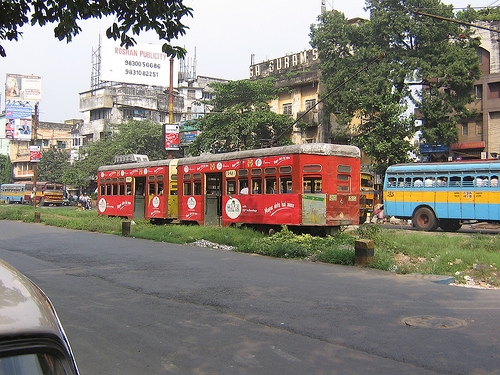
97, 143, 361, 234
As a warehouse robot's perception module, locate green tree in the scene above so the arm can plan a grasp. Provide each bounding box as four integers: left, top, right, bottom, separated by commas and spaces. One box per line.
112, 119, 179, 160
0, 154, 12, 184
310, 0, 481, 171
187, 78, 295, 155
37, 147, 70, 183
66, 119, 175, 189
0, 0, 192, 57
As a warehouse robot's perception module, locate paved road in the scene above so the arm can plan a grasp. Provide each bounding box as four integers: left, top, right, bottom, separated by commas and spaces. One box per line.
0, 221, 499, 375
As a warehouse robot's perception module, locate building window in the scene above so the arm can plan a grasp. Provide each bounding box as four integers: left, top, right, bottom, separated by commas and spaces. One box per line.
476, 121, 483, 135
57, 141, 66, 149
43, 140, 49, 147
187, 89, 196, 100
488, 82, 500, 99
474, 85, 482, 99
305, 99, 316, 110
282, 103, 292, 116
461, 123, 468, 136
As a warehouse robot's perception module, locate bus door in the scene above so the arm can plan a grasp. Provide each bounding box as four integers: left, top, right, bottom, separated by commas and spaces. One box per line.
133, 177, 146, 219
205, 173, 222, 226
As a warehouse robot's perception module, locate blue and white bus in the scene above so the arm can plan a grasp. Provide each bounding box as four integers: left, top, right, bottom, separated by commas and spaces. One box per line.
383, 160, 500, 231
0, 184, 26, 204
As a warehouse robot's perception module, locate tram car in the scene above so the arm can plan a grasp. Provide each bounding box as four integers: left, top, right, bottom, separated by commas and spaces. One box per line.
97, 143, 361, 235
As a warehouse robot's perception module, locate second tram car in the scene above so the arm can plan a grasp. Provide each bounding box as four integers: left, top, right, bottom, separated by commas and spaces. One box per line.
97, 143, 361, 234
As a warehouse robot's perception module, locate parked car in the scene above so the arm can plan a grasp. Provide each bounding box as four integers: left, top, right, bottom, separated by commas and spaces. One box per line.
0, 258, 79, 374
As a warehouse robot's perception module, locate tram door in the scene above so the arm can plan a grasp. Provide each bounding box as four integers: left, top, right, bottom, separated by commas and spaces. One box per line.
133, 176, 146, 219
205, 173, 222, 226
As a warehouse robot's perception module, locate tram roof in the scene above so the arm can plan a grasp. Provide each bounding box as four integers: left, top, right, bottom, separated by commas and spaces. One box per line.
387, 160, 500, 174
98, 158, 174, 172
177, 143, 360, 166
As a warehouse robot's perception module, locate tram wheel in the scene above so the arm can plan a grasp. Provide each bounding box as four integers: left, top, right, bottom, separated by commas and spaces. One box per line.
439, 219, 462, 232
413, 207, 438, 231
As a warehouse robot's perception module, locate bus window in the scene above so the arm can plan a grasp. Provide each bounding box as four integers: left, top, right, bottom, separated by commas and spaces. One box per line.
265, 178, 276, 194
491, 176, 498, 187
388, 177, 396, 187
463, 176, 474, 187
413, 177, 424, 187
183, 182, 192, 196
226, 180, 236, 195
280, 177, 292, 193
450, 176, 461, 186
424, 177, 435, 187
252, 179, 262, 194
476, 176, 489, 187
437, 176, 448, 187
397, 177, 405, 187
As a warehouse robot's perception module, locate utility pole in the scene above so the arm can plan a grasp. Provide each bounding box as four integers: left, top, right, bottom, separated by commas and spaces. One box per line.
168, 57, 174, 159
32, 103, 38, 207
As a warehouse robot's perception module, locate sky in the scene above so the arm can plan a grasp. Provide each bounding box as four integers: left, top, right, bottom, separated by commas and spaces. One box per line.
0, 0, 488, 123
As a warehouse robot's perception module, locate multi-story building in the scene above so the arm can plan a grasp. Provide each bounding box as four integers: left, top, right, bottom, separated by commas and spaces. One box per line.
249, 48, 325, 144
452, 21, 500, 160
9, 121, 73, 182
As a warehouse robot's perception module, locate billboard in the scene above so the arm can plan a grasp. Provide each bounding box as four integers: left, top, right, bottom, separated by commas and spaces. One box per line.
100, 37, 169, 86
6, 118, 32, 141
164, 124, 180, 150
5, 74, 42, 101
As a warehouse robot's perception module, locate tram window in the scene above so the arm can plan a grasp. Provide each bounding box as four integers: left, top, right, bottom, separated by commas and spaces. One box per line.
157, 175, 164, 181
149, 182, 156, 195
193, 173, 202, 179
279, 166, 292, 174
337, 175, 350, 192
491, 176, 499, 187
148, 175, 155, 181
338, 165, 352, 173
304, 177, 323, 193
265, 178, 276, 194
126, 184, 132, 195
450, 176, 461, 186
106, 184, 112, 195
251, 168, 262, 176
239, 179, 249, 194
184, 182, 192, 195
113, 184, 119, 195
238, 169, 248, 177
194, 181, 202, 195
183, 174, 191, 181
100, 185, 105, 196
119, 184, 125, 195
280, 177, 292, 193
158, 183, 164, 195
303, 164, 322, 173
265, 167, 277, 175
252, 179, 262, 194
170, 174, 177, 181
227, 180, 236, 195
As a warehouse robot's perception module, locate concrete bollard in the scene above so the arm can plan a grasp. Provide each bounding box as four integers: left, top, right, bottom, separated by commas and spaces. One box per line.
34, 211, 41, 223
122, 221, 131, 236
355, 239, 374, 266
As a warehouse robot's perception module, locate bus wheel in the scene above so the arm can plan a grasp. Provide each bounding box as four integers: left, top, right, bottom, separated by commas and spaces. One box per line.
413, 207, 438, 231
439, 219, 462, 232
